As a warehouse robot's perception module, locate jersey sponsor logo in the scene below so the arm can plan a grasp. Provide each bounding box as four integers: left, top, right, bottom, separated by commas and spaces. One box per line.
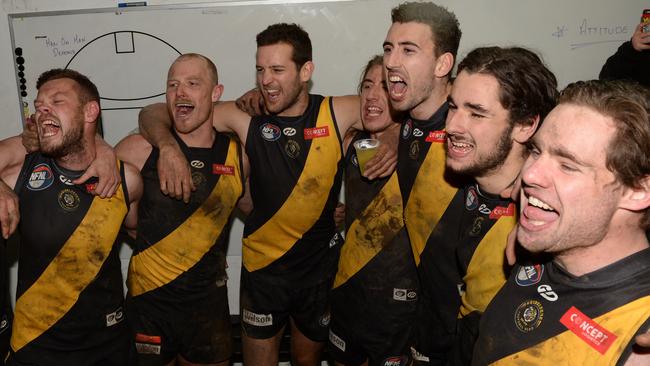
58, 189, 80, 211
402, 120, 412, 139
135, 333, 162, 355
27, 163, 54, 191
382, 356, 409, 366
0, 314, 8, 335
410, 347, 430, 362
489, 203, 516, 219
285, 140, 300, 159
409, 140, 420, 160
212, 164, 234, 176
260, 123, 281, 141
515, 264, 544, 286
105, 306, 124, 327
478, 204, 492, 215
393, 288, 418, 302
283, 127, 297, 136
514, 299, 544, 332
319, 312, 330, 327
560, 306, 617, 355
304, 126, 330, 140
465, 186, 479, 210
242, 309, 273, 327
59, 175, 74, 186
425, 130, 446, 143
469, 216, 485, 237
412, 128, 424, 137
537, 284, 558, 302
329, 329, 346, 351
190, 160, 205, 169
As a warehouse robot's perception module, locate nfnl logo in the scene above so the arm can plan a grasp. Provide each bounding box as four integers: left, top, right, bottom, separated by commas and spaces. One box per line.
260, 123, 281, 141
27, 163, 54, 191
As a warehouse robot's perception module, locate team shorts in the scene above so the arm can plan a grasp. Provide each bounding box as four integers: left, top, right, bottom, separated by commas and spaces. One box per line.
239, 268, 333, 342
409, 295, 455, 365
1, 311, 11, 365
127, 284, 232, 365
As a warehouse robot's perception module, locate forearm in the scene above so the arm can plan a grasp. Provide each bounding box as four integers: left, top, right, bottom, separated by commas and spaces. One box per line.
138, 103, 176, 149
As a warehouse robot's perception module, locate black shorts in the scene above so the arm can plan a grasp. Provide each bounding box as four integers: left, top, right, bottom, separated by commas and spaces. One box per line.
127, 284, 232, 365
240, 268, 333, 342
1, 311, 11, 366
409, 296, 455, 365
5, 321, 131, 366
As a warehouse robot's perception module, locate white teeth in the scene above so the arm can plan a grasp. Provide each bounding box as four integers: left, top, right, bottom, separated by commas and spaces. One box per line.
528, 196, 554, 211
452, 141, 471, 148
176, 103, 193, 107
388, 75, 404, 83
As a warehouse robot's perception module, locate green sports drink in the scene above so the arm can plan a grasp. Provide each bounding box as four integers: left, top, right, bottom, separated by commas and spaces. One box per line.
353, 138, 380, 176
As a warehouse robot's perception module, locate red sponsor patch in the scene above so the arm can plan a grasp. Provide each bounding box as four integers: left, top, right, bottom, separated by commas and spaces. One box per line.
425, 130, 446, 143
85, 183, 97, 193
489, 203, 516, 219
135, 333, 161, 344
560, 306, 617, 355
212, 164, 234, 175
304, 126, 330, 140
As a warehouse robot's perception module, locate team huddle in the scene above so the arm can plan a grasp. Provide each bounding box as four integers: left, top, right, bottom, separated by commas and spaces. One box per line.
1, 1, 650, 366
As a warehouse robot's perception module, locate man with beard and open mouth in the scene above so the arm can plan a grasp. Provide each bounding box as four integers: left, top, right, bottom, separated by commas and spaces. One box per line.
0, 68, 142, 365
473, 80, 650, 366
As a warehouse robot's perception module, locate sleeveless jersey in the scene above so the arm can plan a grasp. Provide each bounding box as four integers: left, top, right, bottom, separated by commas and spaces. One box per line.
243, 94, 343, 285
128, 130, 243, 305
12, 153, 128, 356
473, 248, 650, 365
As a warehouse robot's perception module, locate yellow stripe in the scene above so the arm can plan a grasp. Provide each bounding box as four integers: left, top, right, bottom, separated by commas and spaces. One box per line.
243, 97, 341, 272
404, 140, 458, 266
11, 185, 127, 352
491, 295, 650, 365
459, 212, 516, 317
128, 139, 242, 296
333, 172, 403, 289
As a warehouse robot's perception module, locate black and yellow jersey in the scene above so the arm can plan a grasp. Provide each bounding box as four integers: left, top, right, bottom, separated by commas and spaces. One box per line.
128, 130, 243, 306
473, 248, 650, 366
243, 94, 343, 285
11, 153, 128, 357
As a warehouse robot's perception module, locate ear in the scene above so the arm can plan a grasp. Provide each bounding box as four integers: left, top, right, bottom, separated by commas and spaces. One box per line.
83, 101, 100, 124
211, 84, 224, 103
512, 115, 540, 144
619, 176, 650, 212
434, 52, 454, 78
300, 61, 314, 83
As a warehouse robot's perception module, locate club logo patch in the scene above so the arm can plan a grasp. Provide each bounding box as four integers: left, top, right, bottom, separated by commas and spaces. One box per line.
351, 154, 359, 167
27, 163, 54, 191
329, 329, 346, 351
425, 130, 446, 143
285, 140, 300, 159
383, 356, 409, 366
469, 217, 484, 237
58, 189, 80, 211
191, 171, 206, 187
560, 306, 617, 355
409, 140, 420, 160
260, 123, 281, 141
516, 264, 544, 286
59, 175, 74, 186
283, 127, 296, 136
242, 309, 272, 327
402, 120, 412, 139
304, 126, 329, 140
135, 333, 161, 355
412, 128, 424, 137
393, 288, 417, 302
466, 186, 479, 210
105, 306, 124, 327
514, 300, 544, 332
212, 164, 234, 176
190, 160, 205, 169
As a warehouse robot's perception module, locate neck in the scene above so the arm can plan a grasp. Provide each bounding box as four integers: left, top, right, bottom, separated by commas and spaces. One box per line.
278, 88, 310, 117
555, 216, 649, 276
370, 121, 400, 140
176, 118, 216, 148
55, 137, 96, 171
409, 78, 450, 121
475, 144, 526, 196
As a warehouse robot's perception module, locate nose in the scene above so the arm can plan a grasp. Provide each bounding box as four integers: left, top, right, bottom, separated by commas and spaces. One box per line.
445, 108, 467, 136
258, 69, 272, 87
383, 51, 398, 70
35, 103, 50, 114
521, 153, 548, 189
175, 83, 187, 98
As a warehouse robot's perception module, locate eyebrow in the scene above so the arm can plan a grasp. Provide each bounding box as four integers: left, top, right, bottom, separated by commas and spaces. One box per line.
382, 40, 421, 49
448, 95, 490, 114
34, 91, 66, 103
532, 135, 592, 168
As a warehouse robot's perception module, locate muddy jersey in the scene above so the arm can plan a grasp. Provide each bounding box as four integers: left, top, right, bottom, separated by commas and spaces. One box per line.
243, 94, 343, 285
128, 130, 243, 305
11, 153, 128, 358
473, 248, 650, 365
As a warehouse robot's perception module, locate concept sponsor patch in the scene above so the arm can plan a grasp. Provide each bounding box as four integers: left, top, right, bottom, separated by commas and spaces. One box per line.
260, 123, 281, 141
212, 164, 234, 175
514, 300, 544, 332
58, 189, 80, 211
242, 309, 273, 327
329, 329, 346, 351
393, 288, 417, 302
425, 130, 446, 143
402, 121, 412, 139
515, 264, 544, 286
560, 306, 617, 355
105, 306, 124, 327
304, 126, 329, 140
135, 333, 161, 355
27, 163, 54, 191
285, 140, 300, 159
489, 203, 516, 219
465, 186, 478, 210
